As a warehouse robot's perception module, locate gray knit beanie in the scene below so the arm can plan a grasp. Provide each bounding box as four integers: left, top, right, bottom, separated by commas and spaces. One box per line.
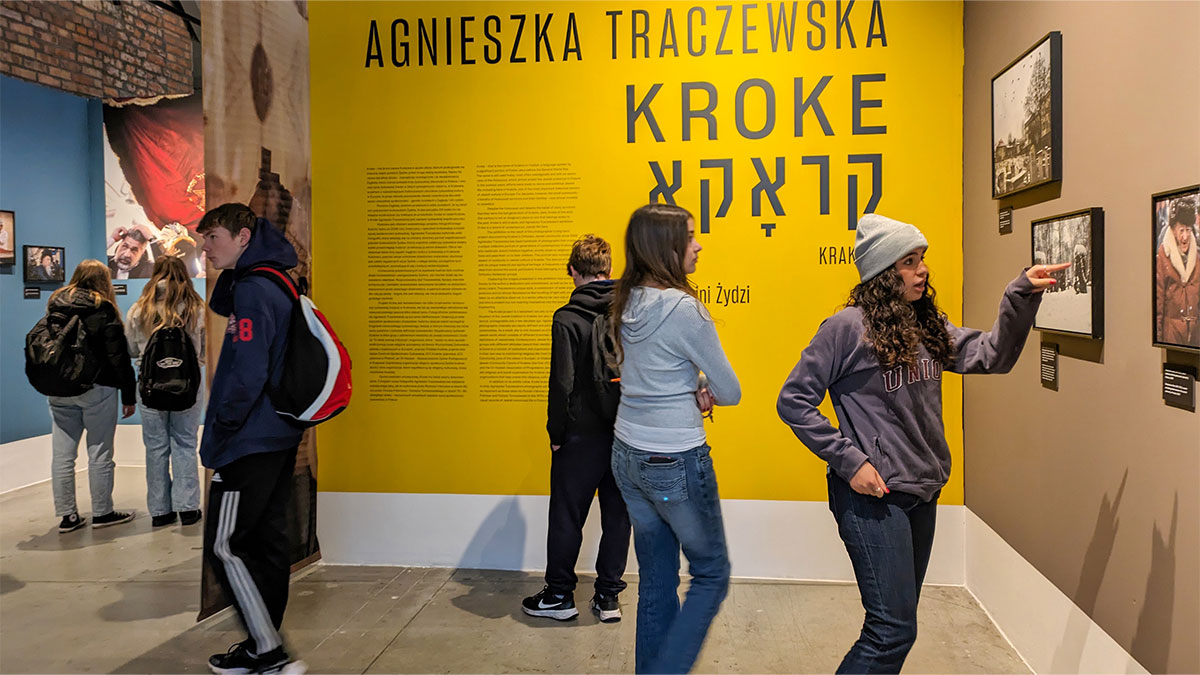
853, 213, 929, 282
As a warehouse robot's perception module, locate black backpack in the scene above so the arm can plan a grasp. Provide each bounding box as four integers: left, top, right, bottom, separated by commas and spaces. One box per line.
564, 306, 621, 422
25, 312, 100, 397
139, 325, 201, 411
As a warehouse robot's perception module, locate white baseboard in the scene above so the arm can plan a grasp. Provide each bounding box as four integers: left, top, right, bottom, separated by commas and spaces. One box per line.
0, 434, 58, 494
316, 492, 965, 584
965, 509, 1146, 674
0, 426, 148, 494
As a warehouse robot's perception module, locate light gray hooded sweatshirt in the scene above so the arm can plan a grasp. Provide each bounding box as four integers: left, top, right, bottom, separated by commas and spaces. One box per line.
126, 280, 206, 371
614, 287, 741, 452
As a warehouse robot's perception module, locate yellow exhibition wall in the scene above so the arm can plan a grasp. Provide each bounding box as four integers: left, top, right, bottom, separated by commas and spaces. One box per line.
310, 1, 965, 503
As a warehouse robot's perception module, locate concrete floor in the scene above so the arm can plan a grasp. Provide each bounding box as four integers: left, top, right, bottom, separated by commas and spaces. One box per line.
0, 468, 1030, 674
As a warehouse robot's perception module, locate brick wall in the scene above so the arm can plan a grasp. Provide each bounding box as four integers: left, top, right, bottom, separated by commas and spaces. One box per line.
0, 0, 192, 99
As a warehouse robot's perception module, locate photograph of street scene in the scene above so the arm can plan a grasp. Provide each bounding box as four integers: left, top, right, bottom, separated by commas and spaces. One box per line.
1033, 209, 1102, 338
993, 33, 1060, 199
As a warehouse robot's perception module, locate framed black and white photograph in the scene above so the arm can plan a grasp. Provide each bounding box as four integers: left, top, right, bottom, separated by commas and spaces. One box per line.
1032, 208, 1103, 339
23, 245, 66, 284
0, 210, 14, 266
1152, 185, 1200, 351
992, 31, 1062, 199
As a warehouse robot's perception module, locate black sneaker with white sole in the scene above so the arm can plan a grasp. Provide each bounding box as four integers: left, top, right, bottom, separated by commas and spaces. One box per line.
521, 586, 578, 621
92, 510, 135, 528
58, 513, 86, 533
591, 593, 622, 623
208, 641, 307, 674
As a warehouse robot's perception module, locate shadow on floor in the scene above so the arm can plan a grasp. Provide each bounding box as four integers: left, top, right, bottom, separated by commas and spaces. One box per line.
111, 612, 242, 674
449, 497, 527, 620
99, 556, 206, 622
0, 573, 26, 595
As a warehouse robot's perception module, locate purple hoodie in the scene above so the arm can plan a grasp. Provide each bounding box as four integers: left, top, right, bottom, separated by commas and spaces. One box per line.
777, 273, 1041, 501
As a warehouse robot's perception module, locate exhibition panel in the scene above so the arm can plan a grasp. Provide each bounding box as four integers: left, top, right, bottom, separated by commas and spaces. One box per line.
309, 1, 967, 503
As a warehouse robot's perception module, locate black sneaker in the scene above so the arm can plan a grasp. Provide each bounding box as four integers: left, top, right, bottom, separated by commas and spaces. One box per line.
58, 513, 86, 533
92, 510, 135, 528
521, 586, 578, 621
591, 593, 622, 623
152, 512, 178, 527
179, 509, 202, 525
208, 641, 307, 674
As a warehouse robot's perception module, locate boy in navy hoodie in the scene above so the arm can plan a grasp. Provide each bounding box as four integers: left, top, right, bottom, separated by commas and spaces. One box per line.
198, 203, 306, 674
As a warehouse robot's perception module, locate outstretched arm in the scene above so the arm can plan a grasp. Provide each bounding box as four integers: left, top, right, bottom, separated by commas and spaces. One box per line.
949, 264, 1067, 375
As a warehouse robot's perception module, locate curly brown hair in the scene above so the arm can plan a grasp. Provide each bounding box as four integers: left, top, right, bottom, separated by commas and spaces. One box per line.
568, 234, 612, 278
848, 268, 954, 370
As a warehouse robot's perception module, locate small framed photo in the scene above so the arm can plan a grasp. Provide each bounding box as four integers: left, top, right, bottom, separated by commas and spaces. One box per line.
1152, 185, 1200, 351
1031, 208, 1104, 339
0, 210, 14, 266
23, 245, 66, 284
992, 31, 1062, 199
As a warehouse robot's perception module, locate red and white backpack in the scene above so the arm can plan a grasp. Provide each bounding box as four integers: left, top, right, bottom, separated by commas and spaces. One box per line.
249, 266, 352, 426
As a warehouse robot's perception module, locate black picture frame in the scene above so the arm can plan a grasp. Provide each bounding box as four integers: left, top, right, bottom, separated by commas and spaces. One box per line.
1151, 185, 1200, 352
0, 210, 14, 266
991, 31, 1062, 199
23, 245, 66, 284
1031, 207, 1104, 339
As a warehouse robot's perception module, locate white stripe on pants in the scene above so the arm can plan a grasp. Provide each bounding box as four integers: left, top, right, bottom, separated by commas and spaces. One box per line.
213, 491, 282, 653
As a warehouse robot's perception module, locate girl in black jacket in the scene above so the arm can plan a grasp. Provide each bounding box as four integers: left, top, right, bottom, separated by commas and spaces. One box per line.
45, 259, 137, 533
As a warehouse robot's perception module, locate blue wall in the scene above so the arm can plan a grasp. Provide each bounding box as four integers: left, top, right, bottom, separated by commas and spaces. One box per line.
0, 75, 106, 443
0, 76, 206, 443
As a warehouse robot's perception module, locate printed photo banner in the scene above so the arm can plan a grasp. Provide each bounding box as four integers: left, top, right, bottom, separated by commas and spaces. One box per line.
310, 0, 965, 502
103, 94, 206, 279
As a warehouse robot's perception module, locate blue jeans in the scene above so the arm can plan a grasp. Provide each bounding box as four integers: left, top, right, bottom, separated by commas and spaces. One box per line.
828, 471, 939, 674
611, 437, 730, 674
140, 398, 202, 516
48, 386, 118, 517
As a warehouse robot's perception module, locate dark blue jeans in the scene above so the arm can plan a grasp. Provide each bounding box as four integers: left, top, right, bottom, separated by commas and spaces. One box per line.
828, 472, 939, 674
611, 437, 730, 674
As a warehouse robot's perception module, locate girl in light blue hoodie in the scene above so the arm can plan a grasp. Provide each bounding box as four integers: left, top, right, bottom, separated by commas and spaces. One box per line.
609, 203, 741, 674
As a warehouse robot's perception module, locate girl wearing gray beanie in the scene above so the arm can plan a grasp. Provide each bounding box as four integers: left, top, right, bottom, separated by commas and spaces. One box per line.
777, 213, 1068, 674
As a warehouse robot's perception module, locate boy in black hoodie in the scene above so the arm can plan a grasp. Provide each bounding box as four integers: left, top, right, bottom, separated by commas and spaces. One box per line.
197, 203, 306, 674
523, 235, 631, 623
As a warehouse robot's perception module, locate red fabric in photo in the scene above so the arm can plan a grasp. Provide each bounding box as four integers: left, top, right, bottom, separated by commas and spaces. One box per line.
104, 96, 205, 230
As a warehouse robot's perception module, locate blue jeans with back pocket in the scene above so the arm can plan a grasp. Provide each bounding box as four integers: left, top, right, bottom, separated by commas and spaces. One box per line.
611, 436, 730, 674
140, 395, 202, 516
48, 385, 118, 517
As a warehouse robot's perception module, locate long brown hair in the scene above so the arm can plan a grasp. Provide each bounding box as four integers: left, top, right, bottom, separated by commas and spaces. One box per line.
49, 259, 117, 311
610, 203, 699, 363
131, 255, 205, 334
848, 268, 954, 369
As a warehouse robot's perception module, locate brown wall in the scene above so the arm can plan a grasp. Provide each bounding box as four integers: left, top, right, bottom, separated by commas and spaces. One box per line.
963, 2, 1199, 673
0, 0, 191, 99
